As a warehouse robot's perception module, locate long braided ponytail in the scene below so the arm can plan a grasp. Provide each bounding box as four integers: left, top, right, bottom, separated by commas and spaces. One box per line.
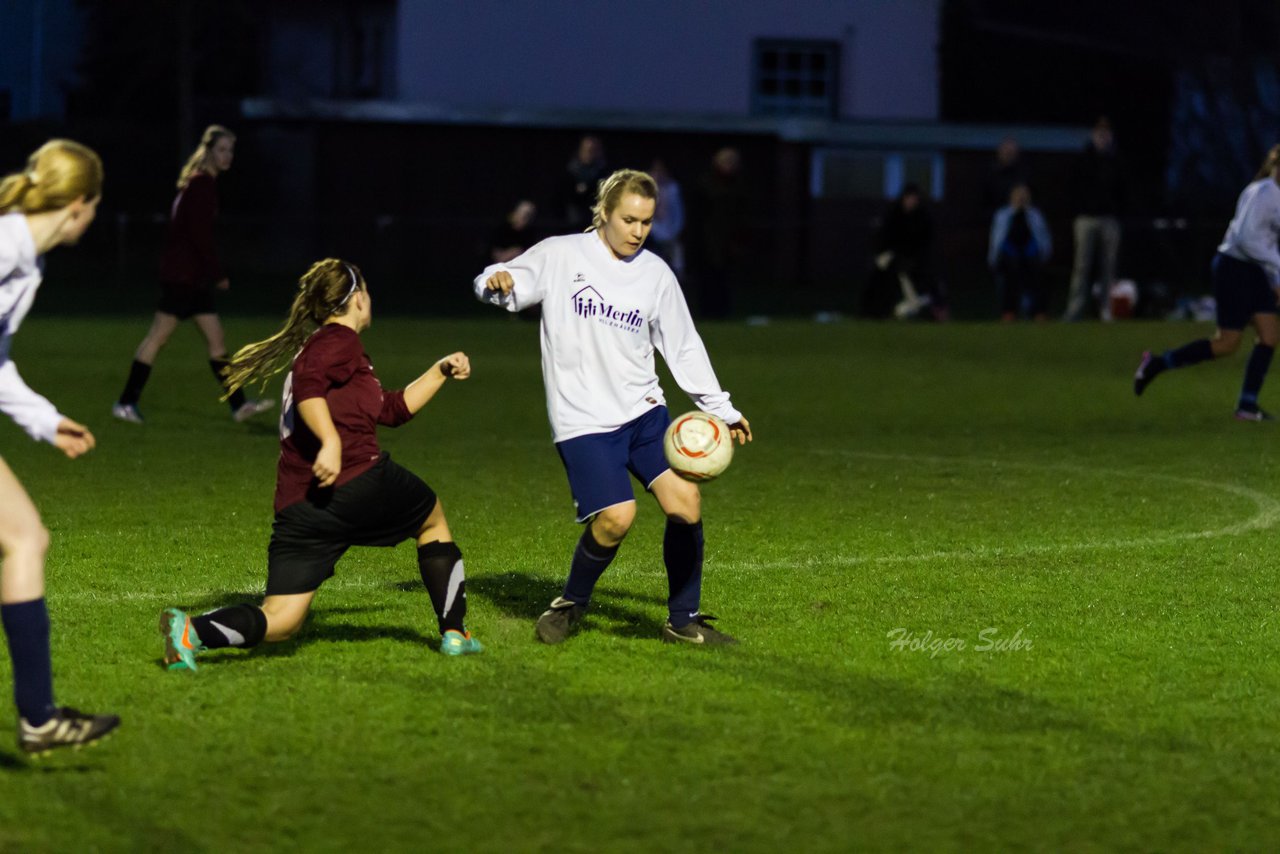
222, 258, 365, 395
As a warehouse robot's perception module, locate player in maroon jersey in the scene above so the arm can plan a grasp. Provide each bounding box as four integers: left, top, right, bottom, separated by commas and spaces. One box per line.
113, 124, 272, 424
159, 258, 483, 670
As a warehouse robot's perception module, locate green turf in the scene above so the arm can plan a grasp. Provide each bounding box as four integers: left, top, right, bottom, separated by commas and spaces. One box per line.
1, 314, 1278, 851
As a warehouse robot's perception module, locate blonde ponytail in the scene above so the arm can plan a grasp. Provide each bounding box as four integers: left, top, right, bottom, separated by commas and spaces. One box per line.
0, 139, 103, 215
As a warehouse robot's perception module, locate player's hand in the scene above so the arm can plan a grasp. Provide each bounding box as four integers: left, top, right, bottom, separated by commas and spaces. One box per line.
313, 441, 341, 488
214, 278, 230, 291
437, 352, 471, 380
875, 251, 894, 271
728, 416, 752, 445
486, 270, 515, 295
53, 418, 96, 459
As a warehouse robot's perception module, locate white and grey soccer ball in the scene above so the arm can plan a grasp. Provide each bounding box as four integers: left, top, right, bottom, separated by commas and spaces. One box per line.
663, 411, 733, 482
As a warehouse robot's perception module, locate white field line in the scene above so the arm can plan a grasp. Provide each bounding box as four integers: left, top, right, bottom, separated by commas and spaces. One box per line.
722, 451, 1280, 571
52, 453, 1280, 603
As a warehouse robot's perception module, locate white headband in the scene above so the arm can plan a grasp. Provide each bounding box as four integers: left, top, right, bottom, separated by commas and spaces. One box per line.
335, 263, 360, 308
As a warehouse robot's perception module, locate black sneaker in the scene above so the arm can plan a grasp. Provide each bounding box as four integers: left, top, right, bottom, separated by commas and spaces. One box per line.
662, 614, 739, 646
1134, 350, 1161, 396
535, 596, 587, 644
1235, 405, 1275, 422
19, 707, 120, 755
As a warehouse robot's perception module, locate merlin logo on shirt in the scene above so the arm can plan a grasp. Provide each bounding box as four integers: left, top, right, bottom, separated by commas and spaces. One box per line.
572, 285, 644, 333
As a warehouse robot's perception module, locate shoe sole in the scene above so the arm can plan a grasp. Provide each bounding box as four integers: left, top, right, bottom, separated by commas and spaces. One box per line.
22, 724, 120, 757
159, 611, 197, 671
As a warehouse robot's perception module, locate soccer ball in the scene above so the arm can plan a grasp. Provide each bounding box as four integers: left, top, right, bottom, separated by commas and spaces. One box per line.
663, 411, 733, 482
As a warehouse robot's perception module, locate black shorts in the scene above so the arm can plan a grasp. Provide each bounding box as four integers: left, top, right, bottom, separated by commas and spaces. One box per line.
1212, 253, 1276, 330
266, 453, 437, 595
157, 282, 217, 320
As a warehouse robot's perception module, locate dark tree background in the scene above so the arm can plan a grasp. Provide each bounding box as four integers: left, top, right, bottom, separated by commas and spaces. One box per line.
941, 0, 1280, 214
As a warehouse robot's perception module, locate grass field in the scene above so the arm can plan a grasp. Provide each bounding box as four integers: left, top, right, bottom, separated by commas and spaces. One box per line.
1, 312, 1279, 851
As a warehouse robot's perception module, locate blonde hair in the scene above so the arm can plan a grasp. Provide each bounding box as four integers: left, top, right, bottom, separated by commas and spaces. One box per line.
0, 139, 103, 215
177, 124, 235, 189
1256, 144, 1280, 181
222, 258, 365, 395
588, 169, 658, 231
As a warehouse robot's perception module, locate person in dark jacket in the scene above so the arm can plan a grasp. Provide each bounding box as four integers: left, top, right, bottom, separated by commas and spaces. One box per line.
1064, 117, 1126, 321
112, 125, 272, 424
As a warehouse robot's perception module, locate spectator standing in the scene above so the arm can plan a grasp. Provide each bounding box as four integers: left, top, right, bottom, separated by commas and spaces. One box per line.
558, 135, 608, 231
1064, 117, 1125, 321
693, 147, 748, 319
984, 136, 1031, 213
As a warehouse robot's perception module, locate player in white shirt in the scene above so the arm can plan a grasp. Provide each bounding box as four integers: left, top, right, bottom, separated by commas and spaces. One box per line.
0, 140, 120, 754
475, 169, 752, 645
1135, 145, 1280, 420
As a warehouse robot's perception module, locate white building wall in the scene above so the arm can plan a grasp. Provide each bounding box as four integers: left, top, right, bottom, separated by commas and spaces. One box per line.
395, 0, 938, 120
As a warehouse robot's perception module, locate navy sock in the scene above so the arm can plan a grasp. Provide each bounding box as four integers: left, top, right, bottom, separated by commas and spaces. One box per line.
1164, 339, 1214, 370
563, 526, 618, 606
1, 599, 55, 726
191, 603, 267, 649
210, 358, 246, 410
417, 541, 467, 634
118, 359, 151, 406
1238, 344, 1275, 409
664, 519, 704, 629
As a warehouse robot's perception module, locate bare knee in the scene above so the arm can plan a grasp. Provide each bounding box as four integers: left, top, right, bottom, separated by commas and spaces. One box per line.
416, 499, 452, 545
260, 603, 307, 642
666, 488, 701, 524
1212, 332, 1242, 357
591, 503, 636, 546
0, 519, 50, 563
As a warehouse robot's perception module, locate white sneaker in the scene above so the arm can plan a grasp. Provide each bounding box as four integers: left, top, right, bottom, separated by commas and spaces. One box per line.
112, 402, 144, 424
233, 398, 275, 423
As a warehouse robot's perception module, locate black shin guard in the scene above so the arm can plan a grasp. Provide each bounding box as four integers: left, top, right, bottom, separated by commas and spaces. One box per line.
417, 541, 467, 634
192, 603, 268, 649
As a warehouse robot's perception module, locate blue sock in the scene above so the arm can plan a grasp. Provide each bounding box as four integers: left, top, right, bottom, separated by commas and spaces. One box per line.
664, 519, 704, 628
563, 526, 618, 605
1238, 344, 1275, 409
1, 599, 55, 726
1165, 339, 1214, 369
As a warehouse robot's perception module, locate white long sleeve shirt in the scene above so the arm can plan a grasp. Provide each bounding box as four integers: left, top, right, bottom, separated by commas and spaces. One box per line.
0, 212, 63, 444
474, 232, 742, 442
1219, 178, 1280, 285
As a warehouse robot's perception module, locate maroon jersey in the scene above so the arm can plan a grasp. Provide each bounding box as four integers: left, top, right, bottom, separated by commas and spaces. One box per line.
274, 324, 412, 512
158, 172, 224, 288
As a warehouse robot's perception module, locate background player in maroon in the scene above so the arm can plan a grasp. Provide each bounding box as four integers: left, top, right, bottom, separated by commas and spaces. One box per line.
159, 258, 483, 669
113, 124, 272, 424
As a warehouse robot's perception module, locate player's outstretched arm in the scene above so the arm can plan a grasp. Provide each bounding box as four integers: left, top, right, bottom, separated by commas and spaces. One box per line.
402, 352, 470, 416
297, 397, 342, 487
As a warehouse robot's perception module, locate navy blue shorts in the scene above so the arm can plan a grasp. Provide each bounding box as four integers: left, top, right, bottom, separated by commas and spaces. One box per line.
555, 406, 671, 522
1213, 253, 1277, 330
